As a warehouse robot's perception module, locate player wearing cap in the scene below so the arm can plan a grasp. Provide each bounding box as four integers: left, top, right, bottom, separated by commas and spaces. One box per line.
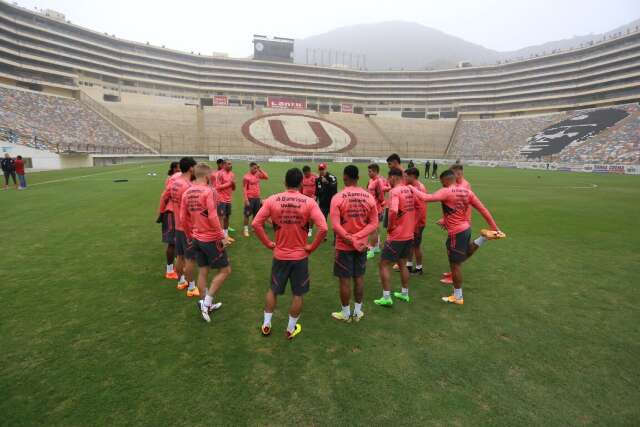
330, 165, 379, 322
253, 168, 328, 340
157, 161, 180, 279
242, 162, 269, 237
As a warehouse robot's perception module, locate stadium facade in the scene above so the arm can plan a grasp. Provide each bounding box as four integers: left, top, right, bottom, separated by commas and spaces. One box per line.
0, 0, 639, 169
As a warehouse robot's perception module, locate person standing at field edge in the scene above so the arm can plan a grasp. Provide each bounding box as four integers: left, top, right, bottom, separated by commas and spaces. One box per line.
15, 155, 26, 189
2, 153, 17, 190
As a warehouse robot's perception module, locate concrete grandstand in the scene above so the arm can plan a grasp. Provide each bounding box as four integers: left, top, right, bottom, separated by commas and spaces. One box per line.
0, 0, 638, 168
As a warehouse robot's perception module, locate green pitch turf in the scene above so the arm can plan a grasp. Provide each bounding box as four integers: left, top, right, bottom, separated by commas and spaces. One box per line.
1, 162, 638, 426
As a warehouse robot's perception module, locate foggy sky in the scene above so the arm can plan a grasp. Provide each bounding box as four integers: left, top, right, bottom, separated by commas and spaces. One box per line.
12, 0, 640, 57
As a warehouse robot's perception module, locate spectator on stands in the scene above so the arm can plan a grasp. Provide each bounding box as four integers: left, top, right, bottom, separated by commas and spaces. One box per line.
15, 155, 26, 190
2, 153, 17, 190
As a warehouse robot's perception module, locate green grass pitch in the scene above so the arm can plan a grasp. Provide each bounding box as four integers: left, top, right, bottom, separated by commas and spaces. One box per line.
1, 162, 638, 426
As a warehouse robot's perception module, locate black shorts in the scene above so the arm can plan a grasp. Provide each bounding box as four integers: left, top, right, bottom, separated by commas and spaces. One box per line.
217, 202, 232, 218
320, 205, 330, 219
192, 239, 229, 269
333, 250, 367, 278
161, 211, 176, 244
270, 258, 310, 296
413, 226, 425, 248
383, 208, 389, 229
447, 228, 472, 264
175, 230, 188, 257
244, 198, 262, 217
381, 239, 413, 263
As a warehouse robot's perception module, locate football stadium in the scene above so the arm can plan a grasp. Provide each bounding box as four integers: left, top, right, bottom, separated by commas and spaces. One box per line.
1, 0, 639, 425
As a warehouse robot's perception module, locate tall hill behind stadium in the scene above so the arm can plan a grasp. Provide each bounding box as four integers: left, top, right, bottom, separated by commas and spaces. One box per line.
294, 19, 640, 70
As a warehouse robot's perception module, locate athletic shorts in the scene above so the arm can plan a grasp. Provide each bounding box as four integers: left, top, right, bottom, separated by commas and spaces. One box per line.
381, 239, 413, 263
161, 211, 176, 244
217, 202, 232, 218
270, 258, 310, 296
320, 205, 330, 219
413, 226, 425, 248
447, 228, 471, 264
383, 208, 389, 229
333, 250, 367, 278
175, 230, 188, 257
244, 198, 262, 217
192, 239, 229, 269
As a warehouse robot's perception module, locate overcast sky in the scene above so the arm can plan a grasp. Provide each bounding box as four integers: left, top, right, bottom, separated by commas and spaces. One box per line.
13, 0, 640, 57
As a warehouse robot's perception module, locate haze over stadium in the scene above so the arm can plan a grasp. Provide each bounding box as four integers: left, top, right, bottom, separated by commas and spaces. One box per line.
1, 0, 639, 425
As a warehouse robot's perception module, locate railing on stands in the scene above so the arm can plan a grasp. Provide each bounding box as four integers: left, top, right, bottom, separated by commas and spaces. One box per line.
78, 92, 160, 153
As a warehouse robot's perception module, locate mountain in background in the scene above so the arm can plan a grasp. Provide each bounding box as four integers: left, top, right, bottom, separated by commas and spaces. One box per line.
293, 18, 640, 70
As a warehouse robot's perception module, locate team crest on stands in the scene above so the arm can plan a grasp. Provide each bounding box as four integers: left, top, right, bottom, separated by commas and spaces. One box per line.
241, 113, 357, 153
520, 108, 629, 158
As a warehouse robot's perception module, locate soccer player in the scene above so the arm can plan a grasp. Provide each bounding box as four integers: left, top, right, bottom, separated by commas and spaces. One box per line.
302, 165, 318, 236
159, 157, 198, 294
366, 163, 388, 259
441, 164, 472, 284
414, 170, 504, 305
330, 165, 379, 322
215, 159, 236, 242
242, 162, 269, 237
158, 161, 180, 279
386, 153, 403, 174
405, 167, 427, 275
253, 168, 328, 340
210, 158, 224, 187
180, 163, 231, 322
374, 168, 417, 307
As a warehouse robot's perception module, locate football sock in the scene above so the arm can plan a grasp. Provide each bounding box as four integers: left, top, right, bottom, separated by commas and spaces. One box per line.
244, 225, 249, 232
454, 288, 463, 299
383, 290, 391, 300
416, 264, 423, 270
342, 305, 351, 318
402, 287, 409, 296
263, 311, 273, 327
287, 315, 299, 333
354, 302, 363, 315
406, 261, 413, 267
179, 274, 186, 284
204, 294, 213, 307
187, 281, 196, 291
474, 236, 487, 246
166, 263, 174, 273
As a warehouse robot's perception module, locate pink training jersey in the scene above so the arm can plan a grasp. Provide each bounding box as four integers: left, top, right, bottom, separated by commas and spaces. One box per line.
159, 172, 181, 213
253, 189, 328, 260
330, 185, 379, 252
457, 176, 473, 221
215, 169, 235, 203
243, 169, 269, 202
410, 180, 428, 228
415, 184, 497, 235
302, 174, 317, 198
386, 184, 417, 242
367, 175, 387, 214
180, 183, 224, 242
160, 174, 191, 230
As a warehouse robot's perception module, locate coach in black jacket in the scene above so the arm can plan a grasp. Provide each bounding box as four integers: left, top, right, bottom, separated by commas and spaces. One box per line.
315, 162, 337, 218
2, 153, 17, 189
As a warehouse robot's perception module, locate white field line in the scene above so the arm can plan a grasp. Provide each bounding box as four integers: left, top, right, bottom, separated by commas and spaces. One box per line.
29, 165, 144, 187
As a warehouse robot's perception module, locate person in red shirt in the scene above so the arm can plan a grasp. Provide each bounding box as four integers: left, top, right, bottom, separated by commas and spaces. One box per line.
159, 157, 198, 295
242, 162, 269, 237
405, 167, 427, 275
209, 158, 224, 191
330, 165, 379, 322
215, 159, 236, 241
157, 161, 180, 279
366, 163, 389, 259
415, 170, 504, 305
252, 168, 328, 340
181, 163, 231, 323
14, 155, 26, 189
374, 167, 417, 307
301, 165, 318, 237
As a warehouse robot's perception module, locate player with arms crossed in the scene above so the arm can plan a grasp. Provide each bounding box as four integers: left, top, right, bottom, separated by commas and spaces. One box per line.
416, 170, 505, 305
366, 163, 389, 259
181, 163, 231, 322
329, 165, 379, 322
242, 162, 269, 237
253, 168, 328, 340
215, 159, 236, 242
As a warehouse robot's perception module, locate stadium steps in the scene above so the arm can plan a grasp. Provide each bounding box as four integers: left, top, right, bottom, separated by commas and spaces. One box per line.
78, 91, 160, 154
443, 116, 462, 159
366, 116, 404, 154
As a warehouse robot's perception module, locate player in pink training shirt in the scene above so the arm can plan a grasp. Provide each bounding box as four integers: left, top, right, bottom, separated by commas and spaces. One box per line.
405, 167, 428, 276
242, 162, 269, 237
157, 161, 180, 280
374, 167, 417, 307
209, 158, 224, 190
181, 163, 231, 323
215, 159, 236, 241
159, 157, 198, 294
414, 169, 502, 305
329, 165, 379, 323
366, 163, 389, 259
252, 168, 328, 340
301, 165, 318, 237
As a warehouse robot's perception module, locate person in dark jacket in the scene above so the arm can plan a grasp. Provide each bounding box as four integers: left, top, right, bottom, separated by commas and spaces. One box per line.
315, 163, 338, 218
2, 153, 17, 190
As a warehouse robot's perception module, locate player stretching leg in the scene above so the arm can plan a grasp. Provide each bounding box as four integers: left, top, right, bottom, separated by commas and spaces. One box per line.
414, 170, 505, 305
330, 165, 379, 322
366, 163, 388, 259
181, 163, 230, 321
242, 162, 269, 237
253, 168, 328, 340
374, 168, 417, 307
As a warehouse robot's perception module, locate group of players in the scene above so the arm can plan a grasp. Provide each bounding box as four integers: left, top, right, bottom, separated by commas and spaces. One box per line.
157, 154, 505, 340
